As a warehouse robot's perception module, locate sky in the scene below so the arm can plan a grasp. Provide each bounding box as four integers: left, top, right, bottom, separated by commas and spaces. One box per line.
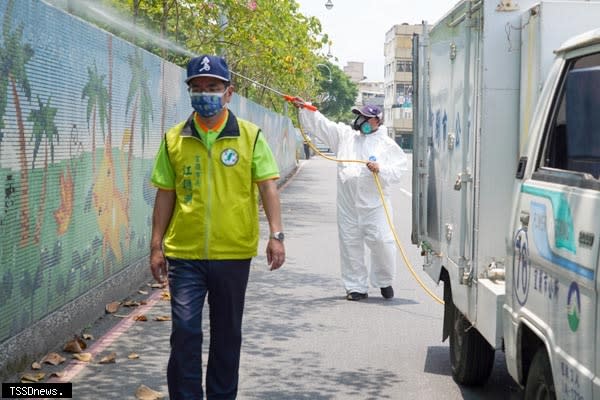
297, 0, 460, 81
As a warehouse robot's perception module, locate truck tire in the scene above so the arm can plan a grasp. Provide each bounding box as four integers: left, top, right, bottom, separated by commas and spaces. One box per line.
449, 302, 495, 385
524, 348, 556, 400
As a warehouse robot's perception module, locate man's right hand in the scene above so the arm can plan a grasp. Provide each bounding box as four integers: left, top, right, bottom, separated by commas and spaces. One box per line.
150, 248, 167, 284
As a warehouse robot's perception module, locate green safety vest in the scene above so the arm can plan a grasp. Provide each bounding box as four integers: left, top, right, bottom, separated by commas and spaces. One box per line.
162, 112, 261, 260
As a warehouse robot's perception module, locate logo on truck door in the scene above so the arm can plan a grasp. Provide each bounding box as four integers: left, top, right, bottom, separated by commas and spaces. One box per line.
529, 201, 594, 280
522, 185, 575, 253
513, 228, 530, 306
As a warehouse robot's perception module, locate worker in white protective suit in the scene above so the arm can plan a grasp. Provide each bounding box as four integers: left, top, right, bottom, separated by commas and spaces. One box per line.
294, 100, 408, 301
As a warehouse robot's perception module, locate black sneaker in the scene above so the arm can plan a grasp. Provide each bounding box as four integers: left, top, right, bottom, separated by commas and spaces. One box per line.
346, 292, 368, 301
380, 286, 394, 299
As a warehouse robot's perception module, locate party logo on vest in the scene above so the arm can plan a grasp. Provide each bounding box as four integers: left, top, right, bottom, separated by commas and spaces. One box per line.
221, 148, 239, 166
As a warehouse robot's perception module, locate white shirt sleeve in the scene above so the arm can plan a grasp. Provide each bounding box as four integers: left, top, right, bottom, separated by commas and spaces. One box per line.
298, 109, 353, 154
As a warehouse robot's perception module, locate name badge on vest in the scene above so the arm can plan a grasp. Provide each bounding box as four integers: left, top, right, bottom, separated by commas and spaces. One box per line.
221, 148, 239, 166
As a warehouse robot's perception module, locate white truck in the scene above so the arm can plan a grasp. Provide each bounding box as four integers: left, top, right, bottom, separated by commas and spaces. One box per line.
411, 0, 600, 398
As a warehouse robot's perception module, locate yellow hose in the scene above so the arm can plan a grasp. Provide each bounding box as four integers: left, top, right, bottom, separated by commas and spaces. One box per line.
300, 124, 444, 305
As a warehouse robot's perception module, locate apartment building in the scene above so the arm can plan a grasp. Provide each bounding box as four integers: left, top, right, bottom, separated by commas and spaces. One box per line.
343, 61, 385, 110
383, 23, 422, 149
343, 61, 366, 83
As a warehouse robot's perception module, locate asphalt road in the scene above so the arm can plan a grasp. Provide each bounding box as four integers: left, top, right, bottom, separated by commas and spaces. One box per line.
11, 155, 524, 399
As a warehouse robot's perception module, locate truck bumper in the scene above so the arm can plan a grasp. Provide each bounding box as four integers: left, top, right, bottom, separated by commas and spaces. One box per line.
476, 278, 505, 349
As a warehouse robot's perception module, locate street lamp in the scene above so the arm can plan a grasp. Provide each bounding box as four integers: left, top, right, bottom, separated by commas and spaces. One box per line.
316, 63, 332, 83
325, 0, 333, 10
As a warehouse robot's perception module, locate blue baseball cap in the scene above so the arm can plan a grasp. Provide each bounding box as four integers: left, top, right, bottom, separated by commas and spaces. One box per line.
185, 55, 230, 84
352, 104, 383, 119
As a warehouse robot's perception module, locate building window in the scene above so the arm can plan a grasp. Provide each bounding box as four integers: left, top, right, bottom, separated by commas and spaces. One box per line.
395, 83, 413, 107
396, 60, 412, 73
395, 133, 414, 150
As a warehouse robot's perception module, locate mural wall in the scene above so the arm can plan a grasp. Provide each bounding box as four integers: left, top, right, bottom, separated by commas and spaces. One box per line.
0, 0, 299, 345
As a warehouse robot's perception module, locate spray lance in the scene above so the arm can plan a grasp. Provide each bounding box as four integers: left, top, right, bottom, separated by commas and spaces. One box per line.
230, 70, 317, 112
229, 70, 342, 161
230, 70, 329, 158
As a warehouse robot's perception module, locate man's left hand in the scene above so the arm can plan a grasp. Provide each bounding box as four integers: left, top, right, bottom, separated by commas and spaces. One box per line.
266, 240, 285, 270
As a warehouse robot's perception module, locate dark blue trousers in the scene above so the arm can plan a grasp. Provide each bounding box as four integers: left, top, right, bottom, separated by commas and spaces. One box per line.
166, 258, 251, 400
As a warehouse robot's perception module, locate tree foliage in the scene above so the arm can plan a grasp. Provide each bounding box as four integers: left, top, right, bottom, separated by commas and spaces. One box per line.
313, 61, 357, 123
58, 0, 357, 121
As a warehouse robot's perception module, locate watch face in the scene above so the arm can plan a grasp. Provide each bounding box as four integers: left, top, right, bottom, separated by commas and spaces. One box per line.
272, 232, 284, 241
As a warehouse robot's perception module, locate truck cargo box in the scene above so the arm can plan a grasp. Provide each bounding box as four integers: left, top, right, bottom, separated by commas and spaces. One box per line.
412, 0, 600, 325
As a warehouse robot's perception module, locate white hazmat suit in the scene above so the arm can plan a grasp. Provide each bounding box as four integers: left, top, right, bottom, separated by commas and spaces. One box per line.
299, 108, 408, 295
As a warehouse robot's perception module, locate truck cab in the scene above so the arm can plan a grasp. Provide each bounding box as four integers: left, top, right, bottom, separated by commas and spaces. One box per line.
505, 31, 600, 399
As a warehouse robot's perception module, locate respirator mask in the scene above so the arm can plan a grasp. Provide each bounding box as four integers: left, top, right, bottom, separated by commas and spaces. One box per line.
352, 115, 373, 134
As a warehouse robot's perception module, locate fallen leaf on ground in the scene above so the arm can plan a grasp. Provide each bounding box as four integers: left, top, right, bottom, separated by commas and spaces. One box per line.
99, 352, 117, 364
82, 333, 94, 340
135, 384, 164, 400
106, 301, 121, 314
41, 352, 66, 365
140, 300, 147, 305
31, 361, 42, 370
49, 371, 65, 378
63, 336, 87, 353
72, 352, 93, 362
138, 290, 148, 295
150, 283, 163, 289
128, 353, 140, 359
113, 314, 130, 318
160, 291, 171, 301
154, 315, 171, 321
123, 300, 140, 307
21, 372, 45, 382
134, 314, 148, 321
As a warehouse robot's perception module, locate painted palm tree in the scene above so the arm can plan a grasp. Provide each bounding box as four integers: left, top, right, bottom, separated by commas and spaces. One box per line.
28, 95, 58, 244
0, 0, 34, 246
126, 49, 152, 153
81, 63, 108, 174
124, 49, 152, 209
91, 35, 129, 277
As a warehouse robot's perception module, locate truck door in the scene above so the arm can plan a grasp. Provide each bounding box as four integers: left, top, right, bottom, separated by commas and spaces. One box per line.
410, 31, 427, 245
511, 51, 600, 398
411, 27, 428, 246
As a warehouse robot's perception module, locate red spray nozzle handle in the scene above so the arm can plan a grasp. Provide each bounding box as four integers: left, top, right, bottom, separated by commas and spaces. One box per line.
302, 103, 317, 112
283, 95, 317, 111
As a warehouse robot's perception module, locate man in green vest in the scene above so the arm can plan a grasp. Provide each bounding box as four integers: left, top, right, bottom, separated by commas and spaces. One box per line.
149, 54, 285, 400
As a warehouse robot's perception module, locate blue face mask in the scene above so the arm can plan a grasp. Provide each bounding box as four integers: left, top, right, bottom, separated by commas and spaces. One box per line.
190, 91, 226, 117
360, 123, 373, 134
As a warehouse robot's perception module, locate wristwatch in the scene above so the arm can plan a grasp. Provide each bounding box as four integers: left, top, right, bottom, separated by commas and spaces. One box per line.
269, 231, 285, 242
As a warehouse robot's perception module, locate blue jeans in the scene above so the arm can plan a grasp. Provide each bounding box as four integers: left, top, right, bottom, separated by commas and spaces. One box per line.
166, 258, 251, 400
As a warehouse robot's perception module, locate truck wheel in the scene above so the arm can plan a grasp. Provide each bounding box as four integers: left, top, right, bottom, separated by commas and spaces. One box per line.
449, 303, 495, 385
524, 348, 556, 400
